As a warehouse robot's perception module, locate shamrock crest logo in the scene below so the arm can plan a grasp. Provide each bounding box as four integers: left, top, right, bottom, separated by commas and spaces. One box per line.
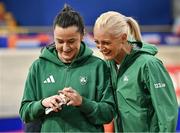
80, 76, 88, 85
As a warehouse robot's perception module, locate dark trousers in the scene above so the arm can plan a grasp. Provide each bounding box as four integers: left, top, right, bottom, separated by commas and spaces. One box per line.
24, 119, 42, 132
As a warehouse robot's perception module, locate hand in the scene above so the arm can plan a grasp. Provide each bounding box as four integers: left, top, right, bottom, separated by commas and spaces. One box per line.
59, 87, 82, 106
42, 95, 63, 112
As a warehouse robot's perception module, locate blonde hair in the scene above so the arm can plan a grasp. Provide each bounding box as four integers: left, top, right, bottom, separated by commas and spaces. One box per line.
94, 11, 142, 42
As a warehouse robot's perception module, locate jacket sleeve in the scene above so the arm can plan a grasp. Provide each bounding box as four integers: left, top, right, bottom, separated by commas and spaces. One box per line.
144, 58, 178, 132
78, 61, 116, 125
19, 62, 45, 123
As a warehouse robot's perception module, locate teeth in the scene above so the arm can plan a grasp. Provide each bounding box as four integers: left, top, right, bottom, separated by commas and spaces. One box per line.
102, 51, 110, 55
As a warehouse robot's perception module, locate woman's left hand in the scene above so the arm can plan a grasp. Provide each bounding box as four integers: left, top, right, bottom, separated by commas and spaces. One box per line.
59, 87, 82, 106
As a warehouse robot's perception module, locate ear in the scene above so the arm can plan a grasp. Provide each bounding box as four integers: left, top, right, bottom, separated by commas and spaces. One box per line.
121, 33, 127, 42
80, 34, 84, 41
121, 33, 131, 54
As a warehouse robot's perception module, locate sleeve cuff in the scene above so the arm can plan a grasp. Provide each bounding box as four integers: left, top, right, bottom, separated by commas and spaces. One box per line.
78, 97, 97, 115
33, 100, 45, 115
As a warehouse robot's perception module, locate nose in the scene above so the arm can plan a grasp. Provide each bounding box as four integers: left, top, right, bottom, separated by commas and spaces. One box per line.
63, 43, 71, 51
97, 44, 105, 52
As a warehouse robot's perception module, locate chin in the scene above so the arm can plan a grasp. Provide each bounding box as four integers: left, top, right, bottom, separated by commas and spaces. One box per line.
103, 56, 113, 60
62, 59, 72, 63
62, 55, 73, 60
61, 56, 73, 63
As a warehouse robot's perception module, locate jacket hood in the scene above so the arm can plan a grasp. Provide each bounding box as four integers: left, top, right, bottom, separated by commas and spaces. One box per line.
121, 42, 158, 66
139, 42, 158, 55
39, 42, 93, 66
129, 41, 158, 56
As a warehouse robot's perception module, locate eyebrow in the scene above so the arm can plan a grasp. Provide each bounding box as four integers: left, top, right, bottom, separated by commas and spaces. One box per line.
56, 37, 76, 40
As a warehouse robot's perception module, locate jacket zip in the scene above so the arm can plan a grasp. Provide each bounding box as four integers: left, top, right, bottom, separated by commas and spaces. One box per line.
63, 65, 71, 88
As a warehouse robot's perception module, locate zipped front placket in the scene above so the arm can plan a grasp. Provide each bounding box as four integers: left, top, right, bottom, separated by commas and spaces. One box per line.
65, 65, 71, 87
62, 65, 72, 88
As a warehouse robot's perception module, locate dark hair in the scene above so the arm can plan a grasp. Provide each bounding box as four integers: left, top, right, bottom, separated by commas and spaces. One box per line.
53, 4, 85, 35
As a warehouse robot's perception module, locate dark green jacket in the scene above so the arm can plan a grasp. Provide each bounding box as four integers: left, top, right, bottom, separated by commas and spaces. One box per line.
108, 42, 178, 132
19, 42, 115, 132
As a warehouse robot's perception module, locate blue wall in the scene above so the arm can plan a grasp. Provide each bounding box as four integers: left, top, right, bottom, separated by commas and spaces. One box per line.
2, 0, 172, 26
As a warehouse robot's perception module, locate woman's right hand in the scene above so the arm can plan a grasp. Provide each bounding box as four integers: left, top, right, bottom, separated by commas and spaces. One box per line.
42, 95, 62, 112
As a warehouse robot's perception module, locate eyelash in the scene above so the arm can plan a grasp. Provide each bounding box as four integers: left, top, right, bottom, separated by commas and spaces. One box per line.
57, 40, 75, 44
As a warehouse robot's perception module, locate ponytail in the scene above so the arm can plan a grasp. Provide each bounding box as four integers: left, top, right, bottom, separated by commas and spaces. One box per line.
126, 17, 142, 42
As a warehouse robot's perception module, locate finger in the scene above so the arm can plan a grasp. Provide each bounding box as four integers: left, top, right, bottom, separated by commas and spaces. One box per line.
52, 95, 63, 104
62, 92, 72, 102
54, 108, 59, 112
65, 91, 78, 100
58, 106, 62, 111
51, 99, 59, 108
67, 100, 74, 106
58, 90, 63, 94
54, 95, 62, 103
50, 102, 60, 112
63, 91, 71, 97
49, 103, 55, 109
63, 87, 74, 93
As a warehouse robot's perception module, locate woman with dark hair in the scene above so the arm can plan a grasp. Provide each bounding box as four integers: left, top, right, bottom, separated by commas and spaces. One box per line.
19, 4, 115, 132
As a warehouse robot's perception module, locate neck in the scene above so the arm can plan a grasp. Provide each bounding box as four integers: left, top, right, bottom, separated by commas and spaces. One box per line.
114, 44, 132, 64
58, 53, 72, 64
114, 51, 126, 64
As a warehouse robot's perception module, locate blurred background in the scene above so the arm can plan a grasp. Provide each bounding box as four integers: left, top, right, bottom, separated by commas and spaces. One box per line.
0, 0, 180, 132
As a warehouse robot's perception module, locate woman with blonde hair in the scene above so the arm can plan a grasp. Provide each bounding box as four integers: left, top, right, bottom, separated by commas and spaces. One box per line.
93, 11, 178, 132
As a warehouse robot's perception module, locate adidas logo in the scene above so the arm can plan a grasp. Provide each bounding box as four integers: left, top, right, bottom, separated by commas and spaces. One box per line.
43, 75, 55, 83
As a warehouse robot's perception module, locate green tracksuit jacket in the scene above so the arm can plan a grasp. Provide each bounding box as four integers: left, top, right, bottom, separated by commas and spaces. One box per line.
108, 42, 178, 132
19, 42, 115, 132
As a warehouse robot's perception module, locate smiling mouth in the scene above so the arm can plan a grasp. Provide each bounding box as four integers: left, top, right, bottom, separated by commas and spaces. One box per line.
102, 50, 111, 55
63, 50, 72, 54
